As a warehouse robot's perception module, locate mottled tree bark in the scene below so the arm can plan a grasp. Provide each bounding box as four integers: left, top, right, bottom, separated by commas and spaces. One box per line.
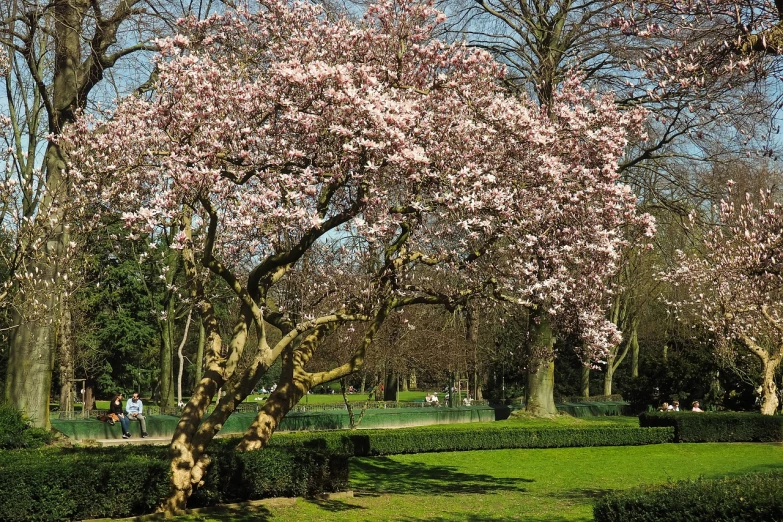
525, 309, 556, 415
581, 366, 590, 398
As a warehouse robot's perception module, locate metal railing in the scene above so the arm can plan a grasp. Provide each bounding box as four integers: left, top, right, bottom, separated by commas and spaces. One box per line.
558, 394, 625, 403
53, 399, 492, 419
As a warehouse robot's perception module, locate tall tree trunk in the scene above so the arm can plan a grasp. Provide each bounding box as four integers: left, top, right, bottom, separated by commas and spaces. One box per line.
58, 302, 74, 414
384, 372, 398, 401
581, 366, 590, 398
83, 378, 96, 411
4, 0, 96, 428
604, 319, 636, 397
6, 307, 55, 427
466, 304, 481, 400
760, 358, 781, 415
194, 318, 205, 388
527, 360, 556, 415
159, 314, 176, 407
525, 309, 556, 415
631, 328, 640, 378
177, 310, 193, 407
603, 362, 614, 396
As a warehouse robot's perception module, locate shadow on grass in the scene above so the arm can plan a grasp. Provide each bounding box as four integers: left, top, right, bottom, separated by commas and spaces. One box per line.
172, 504, 273, 522
351, 457, 533, 496
303, 499, 367, 514
551, 487, 611, 501
384, 513, 585, 522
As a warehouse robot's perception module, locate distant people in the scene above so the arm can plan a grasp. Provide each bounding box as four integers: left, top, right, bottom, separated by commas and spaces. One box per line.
672, 401, 680, 412
667, 402, 675, 411
431, 392, 439, 404
126, 392, 148, 438
109, 393, 131, 439
463, 395, 473, 406
692, 401, 704, 412
659, 402, 669, 412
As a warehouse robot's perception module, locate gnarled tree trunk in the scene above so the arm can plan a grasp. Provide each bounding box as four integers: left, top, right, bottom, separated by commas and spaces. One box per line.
759, 357, 781, 415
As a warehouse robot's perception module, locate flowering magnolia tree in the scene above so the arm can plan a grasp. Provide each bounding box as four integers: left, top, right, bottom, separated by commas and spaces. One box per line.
665, 186, 783, 414
63, 0, 650, 512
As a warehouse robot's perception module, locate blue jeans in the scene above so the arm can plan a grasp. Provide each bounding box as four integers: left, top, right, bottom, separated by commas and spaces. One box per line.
118, 414, 130, 434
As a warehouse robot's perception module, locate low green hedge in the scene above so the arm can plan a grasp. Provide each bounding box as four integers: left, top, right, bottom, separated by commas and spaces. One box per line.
0, 447, 170, 522
594, 471, 783, 522
639, 412, 783, 442
0, 423, 672, 521
344, 425, 674, 455
0, 440, 349, 522
190, 437, 351, 506
264, 424, 674, 456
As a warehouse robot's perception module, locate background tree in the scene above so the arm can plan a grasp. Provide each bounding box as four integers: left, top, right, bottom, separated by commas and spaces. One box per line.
665, 184, 783, 414
0, 0, 221, 427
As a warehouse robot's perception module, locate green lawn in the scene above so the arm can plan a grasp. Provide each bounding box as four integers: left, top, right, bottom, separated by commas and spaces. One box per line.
174, 442, 783, 521
248, 390, 438, 405
82, 390, 439, 410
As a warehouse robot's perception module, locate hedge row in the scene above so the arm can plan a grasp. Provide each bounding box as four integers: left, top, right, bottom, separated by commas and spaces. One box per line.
0, 424, 673, 521
339, 425, 675, 455
594, 471, 783, 522
639, 411, 783, 442
0, 440, 349, 522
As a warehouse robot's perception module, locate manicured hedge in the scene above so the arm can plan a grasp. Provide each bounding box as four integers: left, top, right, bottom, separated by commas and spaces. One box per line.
345, 425, 674, 455
594, 471, 783, 522
639, 411, 783, 442
190, 437, 351, 506
266, 424, 675, 456
0, 423, 673, 521
0, 440, 349, 522
0, 447, 170, 522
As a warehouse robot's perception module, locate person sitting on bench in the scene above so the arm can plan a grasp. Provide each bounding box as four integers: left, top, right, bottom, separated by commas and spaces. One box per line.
109, 393, 131, 439
125, 392, 148, 438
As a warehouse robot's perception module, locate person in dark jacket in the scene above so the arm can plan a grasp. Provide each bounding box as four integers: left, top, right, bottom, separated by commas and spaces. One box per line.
109, 393, 131, 438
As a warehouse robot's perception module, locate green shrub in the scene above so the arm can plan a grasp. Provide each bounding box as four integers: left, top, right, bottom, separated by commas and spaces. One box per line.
0, 447, 169, 522
262, 424, 673, 456
0, 422, 672, 521
189, 437, 350, 507
594, 471, 783, 522
639, 411, 783, 442
347, 425, 673, 455
0, 404, 54, 449
0, 440, 349, 521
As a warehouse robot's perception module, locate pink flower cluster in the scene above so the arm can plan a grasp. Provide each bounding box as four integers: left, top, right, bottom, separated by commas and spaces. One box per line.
63, 0, 652, 362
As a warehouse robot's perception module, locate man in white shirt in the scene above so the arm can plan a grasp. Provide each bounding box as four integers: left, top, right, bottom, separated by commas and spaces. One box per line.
126, 392, 148, 438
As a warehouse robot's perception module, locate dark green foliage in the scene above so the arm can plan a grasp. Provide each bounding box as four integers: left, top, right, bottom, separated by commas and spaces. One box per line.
259, 424, 673, 456
639, 411, 783, 442
0, 404, 54, 449
188, 437, 350, 507
0, 440, 348, 522
343, 425, 673, 455
0, 423, 672, 521
0, 446, 169, 522
593, 472, 783, 522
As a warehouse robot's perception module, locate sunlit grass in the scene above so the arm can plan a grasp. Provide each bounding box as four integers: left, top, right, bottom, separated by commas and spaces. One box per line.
173, 442, 783, 521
